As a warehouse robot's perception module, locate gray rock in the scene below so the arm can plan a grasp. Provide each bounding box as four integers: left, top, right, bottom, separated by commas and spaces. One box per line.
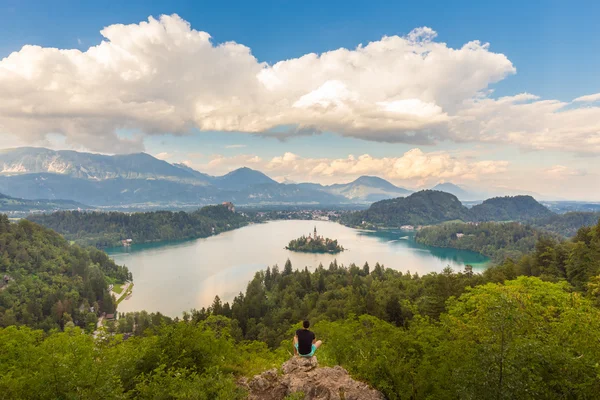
245, 356, 384, 400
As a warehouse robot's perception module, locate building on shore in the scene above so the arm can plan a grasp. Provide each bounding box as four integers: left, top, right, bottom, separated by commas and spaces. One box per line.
222, 202, 235, 212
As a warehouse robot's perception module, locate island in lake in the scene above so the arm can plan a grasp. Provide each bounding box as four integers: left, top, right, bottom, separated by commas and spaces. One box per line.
286, 226, 345, 253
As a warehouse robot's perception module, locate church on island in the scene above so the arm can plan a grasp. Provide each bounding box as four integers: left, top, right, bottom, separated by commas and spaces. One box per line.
306, 226, 321, 243
286, 226, 344, 254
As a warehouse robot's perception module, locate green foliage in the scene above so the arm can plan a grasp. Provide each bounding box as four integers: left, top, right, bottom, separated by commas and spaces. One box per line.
201, 260, 484, 348
531, 211, 600, 237
314, 278, 600, 399
0, 191, 87, 215
0, 215, 130, 330
286, 235, 344, 253
284, 391, 306, 400
415, 221, 558, 263
341, 193, 557, 229
483, 220, 600, 291
340, 190, 470, 227
28, 204, 248, 248
438, 277, 600, 399
469, 195, 553, 222
0, 317, 284, 399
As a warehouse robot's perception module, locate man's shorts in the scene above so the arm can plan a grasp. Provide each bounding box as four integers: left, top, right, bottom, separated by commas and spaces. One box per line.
294, 343, 317, 357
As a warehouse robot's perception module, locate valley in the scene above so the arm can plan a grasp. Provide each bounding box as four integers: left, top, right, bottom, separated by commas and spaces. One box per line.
2, 5, 600, 399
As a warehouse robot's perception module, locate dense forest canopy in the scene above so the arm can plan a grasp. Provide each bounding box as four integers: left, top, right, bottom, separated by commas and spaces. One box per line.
415, 221, 561, 263
0, 215, 130, 331
0, 317, 283, 399
531, 211, 600, 237
28, 204, 248, 248
340, 190, 471, 227
469, 195, 554, 221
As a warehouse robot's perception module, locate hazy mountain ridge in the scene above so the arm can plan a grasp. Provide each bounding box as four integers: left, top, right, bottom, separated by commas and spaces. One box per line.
289, 175, 412, 203
431, 182, 481, 201
325, 175, 412, 202
0, 148, 409, 207
0, 147, 207, 184
0, 148, 571, 208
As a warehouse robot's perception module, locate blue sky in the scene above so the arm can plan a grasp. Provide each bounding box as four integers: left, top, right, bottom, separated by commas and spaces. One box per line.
2, 0, 599, 99
0, 1, 599, 199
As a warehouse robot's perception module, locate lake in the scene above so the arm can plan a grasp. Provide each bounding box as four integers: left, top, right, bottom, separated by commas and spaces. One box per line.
108, 220, 488, 317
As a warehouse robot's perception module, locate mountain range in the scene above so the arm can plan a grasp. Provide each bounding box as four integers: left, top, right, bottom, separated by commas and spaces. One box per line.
0, 147, 549, 209
0, 148, 416, 208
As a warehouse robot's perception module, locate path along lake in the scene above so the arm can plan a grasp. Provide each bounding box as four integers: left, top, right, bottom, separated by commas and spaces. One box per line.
108, 220, 488, 317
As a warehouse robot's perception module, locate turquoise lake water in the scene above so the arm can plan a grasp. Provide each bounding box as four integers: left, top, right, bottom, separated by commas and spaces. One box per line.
107, 220, 488, 316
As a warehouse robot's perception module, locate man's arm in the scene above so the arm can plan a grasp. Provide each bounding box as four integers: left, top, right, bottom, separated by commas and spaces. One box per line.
293, 334, 299, 355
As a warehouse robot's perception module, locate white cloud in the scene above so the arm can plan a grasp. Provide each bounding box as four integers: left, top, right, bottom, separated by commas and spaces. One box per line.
224, 144, 247, 149
573, 93, 600, 103
0, 14, 598, 154
154, 152, 172, 160
190, 148, 508, 185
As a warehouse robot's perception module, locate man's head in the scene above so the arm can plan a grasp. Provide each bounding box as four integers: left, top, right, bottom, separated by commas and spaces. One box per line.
303, 320, 310, 329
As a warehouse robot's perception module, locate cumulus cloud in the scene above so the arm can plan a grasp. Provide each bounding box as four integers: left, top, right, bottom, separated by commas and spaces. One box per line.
191, 148, 508, 185
0, 14, 598, 153
573, 93, 600, 103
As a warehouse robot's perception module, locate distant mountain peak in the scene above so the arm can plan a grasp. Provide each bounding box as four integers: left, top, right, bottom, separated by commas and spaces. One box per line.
222, 167, 274, 179
320, 175, 412, 203
431, 182, 480, 201
352, 175, 396, 187
214, 167, 277, 190
281, 177, 297, 184
0, 147, 209, 183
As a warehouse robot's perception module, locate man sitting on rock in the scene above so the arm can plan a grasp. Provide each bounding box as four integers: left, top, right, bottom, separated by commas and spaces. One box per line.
293, 320, 322, 357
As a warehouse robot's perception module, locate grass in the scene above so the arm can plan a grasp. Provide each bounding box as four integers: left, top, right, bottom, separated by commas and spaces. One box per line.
112, 284, 123, 294
116, 283, 133, 305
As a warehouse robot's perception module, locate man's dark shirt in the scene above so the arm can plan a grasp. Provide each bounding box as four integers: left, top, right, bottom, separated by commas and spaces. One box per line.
296, 329, 315, 355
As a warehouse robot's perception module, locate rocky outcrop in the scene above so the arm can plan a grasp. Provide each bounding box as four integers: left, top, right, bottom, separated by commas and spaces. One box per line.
243, 356, 384, 400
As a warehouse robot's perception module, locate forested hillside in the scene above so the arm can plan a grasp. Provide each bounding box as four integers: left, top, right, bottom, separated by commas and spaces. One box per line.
532, 211, 600, 237
469, 195, 553, 221
415, 222, 558, 262
340, 193, 600, 241
340, 190, 470, 227
0, 215, 130, 330
2, 220, 600, 398
0, 192, 89, 216
28, 204, 248, 248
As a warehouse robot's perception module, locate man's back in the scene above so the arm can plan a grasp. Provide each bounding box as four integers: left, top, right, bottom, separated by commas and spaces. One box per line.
295, 328, 315, 355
